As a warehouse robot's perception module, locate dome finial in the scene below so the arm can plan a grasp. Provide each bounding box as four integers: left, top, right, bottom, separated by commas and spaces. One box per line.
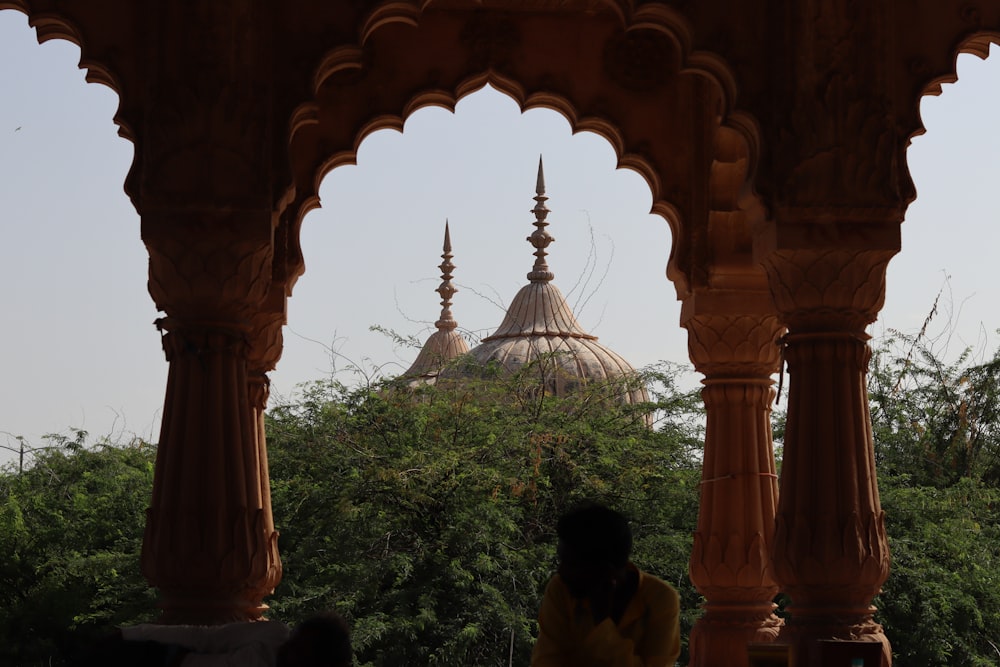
435, 220, 458, 331
527, 155, 554, 282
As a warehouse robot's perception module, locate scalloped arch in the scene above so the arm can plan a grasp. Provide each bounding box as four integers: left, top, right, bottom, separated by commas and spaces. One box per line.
299, 5, 758, 193
911, 31, 1000, 143
308, 3, 748, 139
303, 75, 670, 231
359, 2, 422, 44
293, 75, 695, 296
292, 4, 768, 301
0, 6, 134, 143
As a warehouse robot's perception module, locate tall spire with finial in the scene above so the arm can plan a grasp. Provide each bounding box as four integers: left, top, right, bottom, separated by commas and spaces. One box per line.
402, 219, 469, 381
526, 155, 555, 283
435, 220, 458, 331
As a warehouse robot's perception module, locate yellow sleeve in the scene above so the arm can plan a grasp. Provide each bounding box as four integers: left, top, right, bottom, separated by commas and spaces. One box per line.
531, 577, 573, 667
633, 581, 680, 666
577, 577, 680, 667
531, 575, 681, 667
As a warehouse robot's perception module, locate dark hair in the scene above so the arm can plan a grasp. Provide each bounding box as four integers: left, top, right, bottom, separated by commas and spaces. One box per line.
284, 611, 352, 667
556, 502, 632, 568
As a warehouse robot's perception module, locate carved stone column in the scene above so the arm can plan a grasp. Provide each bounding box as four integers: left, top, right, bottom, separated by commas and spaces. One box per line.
684, 290, 784, 667
140, 212, 281, 623
245, 285, 289, 585
758, 226, 898, 665
130, 1, 286, 623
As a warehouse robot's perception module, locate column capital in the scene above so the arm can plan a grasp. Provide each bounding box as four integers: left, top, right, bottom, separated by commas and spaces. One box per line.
142, 209, 276, 327
681, 288, 784, 380
759, 247, 896, 334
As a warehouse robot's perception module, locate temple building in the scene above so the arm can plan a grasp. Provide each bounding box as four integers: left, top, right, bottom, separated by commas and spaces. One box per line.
406, 159, 650, 409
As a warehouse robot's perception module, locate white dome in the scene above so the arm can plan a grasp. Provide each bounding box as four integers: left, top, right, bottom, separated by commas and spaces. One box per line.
443, 157, 649, 408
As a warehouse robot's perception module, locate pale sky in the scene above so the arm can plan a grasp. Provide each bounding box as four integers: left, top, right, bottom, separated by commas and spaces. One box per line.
1, 10, 999, 462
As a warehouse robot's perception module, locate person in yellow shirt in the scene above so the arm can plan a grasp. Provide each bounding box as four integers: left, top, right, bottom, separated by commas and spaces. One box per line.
531, 503, 681, 666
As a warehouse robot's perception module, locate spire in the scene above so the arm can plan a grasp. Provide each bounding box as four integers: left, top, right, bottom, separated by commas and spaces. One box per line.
526, 155, 555, 283
434, 220, 458, 331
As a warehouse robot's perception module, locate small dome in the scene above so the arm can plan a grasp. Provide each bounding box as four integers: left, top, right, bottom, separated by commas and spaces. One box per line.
405, 328, 470, 381
403, 221, 470, 383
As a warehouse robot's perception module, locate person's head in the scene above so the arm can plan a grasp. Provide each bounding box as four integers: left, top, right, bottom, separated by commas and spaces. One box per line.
276, 611, 352, 667
555, 503, 633, 598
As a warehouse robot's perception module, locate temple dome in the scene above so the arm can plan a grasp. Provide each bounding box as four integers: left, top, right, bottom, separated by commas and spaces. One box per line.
402, 221, 470, 382
443, 157, 649, 407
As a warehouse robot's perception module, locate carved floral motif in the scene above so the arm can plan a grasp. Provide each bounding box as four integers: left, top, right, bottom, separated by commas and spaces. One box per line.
685, 313, 783, 378
761, 249, 895, 332
143, 212, 275, 326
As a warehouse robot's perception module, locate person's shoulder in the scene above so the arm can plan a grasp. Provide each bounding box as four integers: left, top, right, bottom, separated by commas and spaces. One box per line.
248, 620, 292, 647
543, 573, 570, 597
636, 569, 680, 606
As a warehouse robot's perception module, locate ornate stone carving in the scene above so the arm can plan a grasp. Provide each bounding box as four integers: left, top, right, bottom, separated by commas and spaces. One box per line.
683, 305, 784, 667
248, 297, 287, 378
603, 29, 674, 92
139, 204, 283, 622
131, 2, 278, 213
142, 326, 281, 622
771, 335, 889, 599
761, 247, 892, 664
143, 211, 275, 326
459, 14, 521, 71
685, 313, 783, 378
441, 0, 613, 8
19, 1, 1000, 655
143, 80, 272, 207
763, 1, 911, 213
761, 249, 895, 332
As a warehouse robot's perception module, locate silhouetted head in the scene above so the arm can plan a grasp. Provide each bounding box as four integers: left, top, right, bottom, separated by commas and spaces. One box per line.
276, 612, 352, 667
556, 503, 633, 598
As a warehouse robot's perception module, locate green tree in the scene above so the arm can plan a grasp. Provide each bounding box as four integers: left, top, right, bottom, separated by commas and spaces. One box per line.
265, 360, 704, 666
867, 321, 1000, 664
875, 479, 1000, 666
869, 329, 1000, 487
0, 433, 157, 666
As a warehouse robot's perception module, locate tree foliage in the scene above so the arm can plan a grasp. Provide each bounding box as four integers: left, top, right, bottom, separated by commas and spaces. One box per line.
868, 329, 1000, 665
869, 329, 1000, 487
0, 361, 704, 666
0, 433, 157, 666
7, 327, 1000, 665
876, 479, 1000, 665
265, 360, 704, 666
